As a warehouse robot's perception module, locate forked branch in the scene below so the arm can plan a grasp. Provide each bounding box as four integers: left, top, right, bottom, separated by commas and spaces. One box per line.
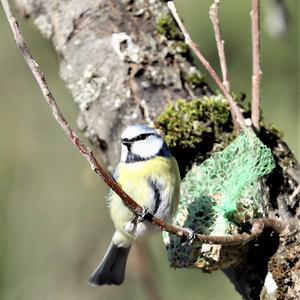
167, 1, 245, 131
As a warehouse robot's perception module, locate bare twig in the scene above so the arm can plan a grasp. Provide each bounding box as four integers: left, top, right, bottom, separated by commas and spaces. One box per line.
194, 218, 284, 245
167, 1, 245, 131
251, 0, 262, 131
1, 0, 284, 246
209, 0, 230, 91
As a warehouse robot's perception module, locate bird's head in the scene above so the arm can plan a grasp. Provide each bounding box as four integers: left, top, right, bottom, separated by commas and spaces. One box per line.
120, 125, 170, 163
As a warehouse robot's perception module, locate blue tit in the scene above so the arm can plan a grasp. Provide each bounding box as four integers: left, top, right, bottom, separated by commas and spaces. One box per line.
88, 124, 181, 286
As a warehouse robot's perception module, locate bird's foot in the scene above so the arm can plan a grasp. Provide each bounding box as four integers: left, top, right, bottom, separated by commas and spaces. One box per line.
180, 227, 196, 246
137, 207, 151, 222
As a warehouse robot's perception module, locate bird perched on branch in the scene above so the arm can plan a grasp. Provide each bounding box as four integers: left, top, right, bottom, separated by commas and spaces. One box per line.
88, 124, 181, 286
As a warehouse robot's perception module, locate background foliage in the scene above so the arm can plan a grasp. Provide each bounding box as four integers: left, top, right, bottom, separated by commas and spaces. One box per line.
0, 1, 298, 299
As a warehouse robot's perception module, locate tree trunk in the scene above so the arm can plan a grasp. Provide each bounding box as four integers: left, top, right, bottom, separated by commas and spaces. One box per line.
15, 0, 300, 299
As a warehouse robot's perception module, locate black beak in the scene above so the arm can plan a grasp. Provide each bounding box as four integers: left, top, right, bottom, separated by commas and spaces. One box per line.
121, 139, 132, 151
121, 138, 131, 146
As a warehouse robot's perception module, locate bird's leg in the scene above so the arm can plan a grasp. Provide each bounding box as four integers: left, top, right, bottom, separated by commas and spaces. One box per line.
125, 207, 151, 234
180, 227, 196, 246
137, 207, 152, 222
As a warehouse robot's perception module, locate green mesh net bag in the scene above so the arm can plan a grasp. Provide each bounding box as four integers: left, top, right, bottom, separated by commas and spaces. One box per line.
163, 129, 275, 271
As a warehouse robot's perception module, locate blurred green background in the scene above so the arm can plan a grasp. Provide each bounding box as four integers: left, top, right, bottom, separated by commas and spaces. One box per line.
0, 1, 298, 299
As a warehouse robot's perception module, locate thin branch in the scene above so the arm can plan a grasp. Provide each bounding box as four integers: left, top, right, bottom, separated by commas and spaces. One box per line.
209, 0, 230, 91
167, 1, 245, 131
251, 0, 262, 132
194, 218, 284, 245
1, 0, 284, 247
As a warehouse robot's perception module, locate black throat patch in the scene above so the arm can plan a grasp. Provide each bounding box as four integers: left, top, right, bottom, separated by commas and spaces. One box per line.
125, 152, 147, 163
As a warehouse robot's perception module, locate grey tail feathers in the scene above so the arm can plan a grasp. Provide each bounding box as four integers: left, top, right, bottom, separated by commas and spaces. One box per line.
88, 241, 130, 286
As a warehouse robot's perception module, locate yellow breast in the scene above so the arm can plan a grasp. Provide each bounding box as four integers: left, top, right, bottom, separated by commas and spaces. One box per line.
117, 156, 179, 185
109, 156, 180, 236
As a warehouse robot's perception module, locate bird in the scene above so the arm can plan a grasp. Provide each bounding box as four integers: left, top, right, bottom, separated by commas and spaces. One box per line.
88, 124, 181, 286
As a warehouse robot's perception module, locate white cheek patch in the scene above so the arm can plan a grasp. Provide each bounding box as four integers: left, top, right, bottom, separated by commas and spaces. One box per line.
131, 135, 163, 158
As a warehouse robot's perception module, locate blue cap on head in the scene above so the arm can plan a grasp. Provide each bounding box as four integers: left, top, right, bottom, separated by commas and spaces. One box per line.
121, 124, 159, 140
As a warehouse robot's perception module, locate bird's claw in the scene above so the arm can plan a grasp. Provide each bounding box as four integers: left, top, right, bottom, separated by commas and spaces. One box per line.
181, 227, 196, 246
137, 207, 151, 222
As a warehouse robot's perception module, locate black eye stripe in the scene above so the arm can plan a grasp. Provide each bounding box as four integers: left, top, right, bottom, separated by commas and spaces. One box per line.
122, 133, 158, 143
137, 133, 149, 140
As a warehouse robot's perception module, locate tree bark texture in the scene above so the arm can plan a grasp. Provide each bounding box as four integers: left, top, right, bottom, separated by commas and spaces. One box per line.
15, 1, 300, 299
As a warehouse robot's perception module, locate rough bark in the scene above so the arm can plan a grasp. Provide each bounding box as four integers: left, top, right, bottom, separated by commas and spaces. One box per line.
15, 0, 300, 299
